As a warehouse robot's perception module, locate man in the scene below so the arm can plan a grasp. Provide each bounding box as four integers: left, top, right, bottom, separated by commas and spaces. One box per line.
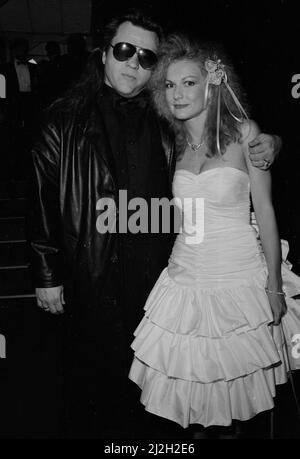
0, 38, 38, 99
38, 41, 64, 108
29, 10, 281, 438
0, 38, 39, 178
59, 33, 90, 94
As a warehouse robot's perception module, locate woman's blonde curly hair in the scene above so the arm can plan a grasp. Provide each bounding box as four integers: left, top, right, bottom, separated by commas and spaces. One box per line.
148, 34, 250, 159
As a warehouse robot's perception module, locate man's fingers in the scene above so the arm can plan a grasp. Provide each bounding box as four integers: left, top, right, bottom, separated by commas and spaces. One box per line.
37, 298, 51, 311
248, 144, 269, 157
36, 297, 43, 308
37, 299, 64, 314
248, 133, 269, 148
248, 138, 261, 147
54, 301, 65, 314
47, 300, 64, 314
51, 298, 65, 313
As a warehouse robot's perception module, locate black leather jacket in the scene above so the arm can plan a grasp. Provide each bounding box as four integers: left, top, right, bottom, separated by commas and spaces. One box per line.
28, 101, 176, 308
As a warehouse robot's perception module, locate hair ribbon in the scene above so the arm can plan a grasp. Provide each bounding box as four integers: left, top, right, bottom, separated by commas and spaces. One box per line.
204, 58, 248, 155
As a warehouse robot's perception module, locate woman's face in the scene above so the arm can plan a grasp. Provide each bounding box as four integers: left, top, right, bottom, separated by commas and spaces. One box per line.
165, 59, 207, 121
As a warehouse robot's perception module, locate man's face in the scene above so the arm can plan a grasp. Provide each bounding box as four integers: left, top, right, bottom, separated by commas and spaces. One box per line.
102, 21, 159, 98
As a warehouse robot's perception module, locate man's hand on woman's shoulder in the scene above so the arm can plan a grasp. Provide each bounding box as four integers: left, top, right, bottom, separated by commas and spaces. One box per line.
248, 133, 281, 170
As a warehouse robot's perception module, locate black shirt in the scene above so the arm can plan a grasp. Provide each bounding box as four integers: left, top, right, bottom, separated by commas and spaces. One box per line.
96, 85, 173, 303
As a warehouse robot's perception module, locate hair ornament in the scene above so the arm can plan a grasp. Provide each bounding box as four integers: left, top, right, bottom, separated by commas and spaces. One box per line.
205, 58, 227, 86
204, 57, 249, 156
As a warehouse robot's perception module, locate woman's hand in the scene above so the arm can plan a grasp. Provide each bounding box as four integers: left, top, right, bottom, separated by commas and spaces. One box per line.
266, 290, 287, 325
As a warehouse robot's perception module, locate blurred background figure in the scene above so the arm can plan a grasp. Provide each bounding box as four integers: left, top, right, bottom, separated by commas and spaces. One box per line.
60, 33, 90, 93
0, 37, 39, 179
38, 41, 64, 109
45, 41, 61, 62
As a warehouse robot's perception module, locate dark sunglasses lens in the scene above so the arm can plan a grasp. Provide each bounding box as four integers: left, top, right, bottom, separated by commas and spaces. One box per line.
112, 42, 157, 69
113, 42, 135, 61
138, 49, 157, 69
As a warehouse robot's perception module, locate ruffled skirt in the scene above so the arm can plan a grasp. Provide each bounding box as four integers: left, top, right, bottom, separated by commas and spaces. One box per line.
129, 243, 300, 428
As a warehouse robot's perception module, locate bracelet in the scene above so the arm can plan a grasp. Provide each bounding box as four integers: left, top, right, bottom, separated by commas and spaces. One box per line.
265, 288, 286, 296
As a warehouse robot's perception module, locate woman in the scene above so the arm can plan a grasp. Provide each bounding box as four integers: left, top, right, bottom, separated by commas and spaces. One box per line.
128, 34, 300, 433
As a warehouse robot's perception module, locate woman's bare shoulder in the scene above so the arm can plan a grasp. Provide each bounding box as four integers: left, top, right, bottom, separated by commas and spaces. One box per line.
239, 119, 261, 144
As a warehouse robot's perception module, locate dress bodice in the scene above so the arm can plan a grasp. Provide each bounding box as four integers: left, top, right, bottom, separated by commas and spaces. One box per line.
169, 167, 262, 286
173, 166, 251, 234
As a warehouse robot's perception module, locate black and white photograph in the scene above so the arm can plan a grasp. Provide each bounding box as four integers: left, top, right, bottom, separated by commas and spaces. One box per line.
0, 0, 300, 443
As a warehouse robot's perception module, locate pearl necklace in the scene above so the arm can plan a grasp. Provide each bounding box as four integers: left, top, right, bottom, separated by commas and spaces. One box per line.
186, 138, 205, 151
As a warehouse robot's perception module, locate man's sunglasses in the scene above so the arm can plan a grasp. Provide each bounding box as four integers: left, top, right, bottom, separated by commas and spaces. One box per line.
110, 42, 157, 70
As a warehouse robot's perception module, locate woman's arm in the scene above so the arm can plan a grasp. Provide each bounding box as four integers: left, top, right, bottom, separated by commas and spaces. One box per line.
241, 120, 287, 325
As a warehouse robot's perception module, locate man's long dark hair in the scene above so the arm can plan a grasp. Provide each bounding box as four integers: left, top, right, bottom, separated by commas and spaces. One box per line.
52, 10, 163, 117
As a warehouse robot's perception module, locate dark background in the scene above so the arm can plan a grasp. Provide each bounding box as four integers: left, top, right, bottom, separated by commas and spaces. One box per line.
0, 0, 299, 439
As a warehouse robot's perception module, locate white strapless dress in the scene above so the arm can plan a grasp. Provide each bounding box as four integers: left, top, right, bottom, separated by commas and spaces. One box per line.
129, 167, 300, 428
